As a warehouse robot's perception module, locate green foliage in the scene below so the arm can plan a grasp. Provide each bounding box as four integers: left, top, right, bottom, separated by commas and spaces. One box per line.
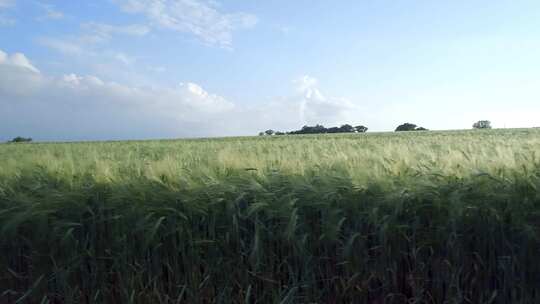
395, 122, 428, 131
0, 129, 540, 303
288, 124, 327, 134
8, 136, 32, 143
261, 123, 369, 135
396, 122, 418, 131
473, 120, 492, 129
355, 125, 368, 133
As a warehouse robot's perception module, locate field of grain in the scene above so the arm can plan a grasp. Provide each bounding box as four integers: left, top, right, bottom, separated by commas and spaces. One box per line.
1, 129, 540, 303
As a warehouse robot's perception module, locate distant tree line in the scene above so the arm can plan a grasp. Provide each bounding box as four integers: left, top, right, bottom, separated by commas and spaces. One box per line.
7, 137, 32, 143
6, 120, 494, 142
260, 120, 494, 136
259, 124, 368, 136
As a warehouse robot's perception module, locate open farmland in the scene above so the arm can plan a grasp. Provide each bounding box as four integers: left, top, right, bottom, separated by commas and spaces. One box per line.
1, 128, 540, 303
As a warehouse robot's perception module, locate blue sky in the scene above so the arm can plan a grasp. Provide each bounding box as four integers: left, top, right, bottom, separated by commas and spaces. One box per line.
1, 0, 539, 140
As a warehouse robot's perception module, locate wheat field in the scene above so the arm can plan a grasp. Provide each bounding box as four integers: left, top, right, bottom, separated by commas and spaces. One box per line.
1, 128, 540, 303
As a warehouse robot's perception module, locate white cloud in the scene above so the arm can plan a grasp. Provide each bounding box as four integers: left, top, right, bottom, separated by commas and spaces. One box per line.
293, 75, 360, 126
0, 50, 360, 140
0, 50, 40, 73
178, 82, 233, 112
114, 0, 258, 48
0, 50, 237, 140
295, 75, 320, 97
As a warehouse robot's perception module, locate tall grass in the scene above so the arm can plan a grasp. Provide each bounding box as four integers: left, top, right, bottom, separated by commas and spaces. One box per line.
1, 129, 540, 303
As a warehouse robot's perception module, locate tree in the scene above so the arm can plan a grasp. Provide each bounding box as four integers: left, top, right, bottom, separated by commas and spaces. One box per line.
395, 123, 418, 132
395, 123, 429, 132
264, 130, 275, 136
326, 127, 340, 133
355, 125, 368, 133
339, 124, 356, 133
9, 137, 32, 143
289, 124, 327, 134
473, 120, 492, 129
302, 124, 326, 134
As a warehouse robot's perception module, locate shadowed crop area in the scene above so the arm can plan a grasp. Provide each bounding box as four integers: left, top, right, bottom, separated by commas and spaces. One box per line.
1, 129, 540, 303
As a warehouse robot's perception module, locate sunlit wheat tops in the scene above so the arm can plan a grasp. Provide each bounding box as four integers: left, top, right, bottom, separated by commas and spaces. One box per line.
1, 128, 540, 303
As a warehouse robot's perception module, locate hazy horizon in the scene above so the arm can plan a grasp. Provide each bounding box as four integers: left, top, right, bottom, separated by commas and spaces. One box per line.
1, 0, 540, 141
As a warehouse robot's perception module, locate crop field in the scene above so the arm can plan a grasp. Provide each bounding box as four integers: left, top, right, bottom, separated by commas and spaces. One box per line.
1, 128, 540, 303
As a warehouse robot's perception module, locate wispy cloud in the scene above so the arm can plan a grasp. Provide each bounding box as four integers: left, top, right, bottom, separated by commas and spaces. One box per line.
39, 36, 142, 69
38, 37, 90, 56
0, 15, 15, 26
0, 0, 15, 9
111, 51, 136, 65
39, 22, 150, 65
114, 0, 258, 48
0, 0, 15, 25
81, 22, 150, 40
276, 25, 293, 34
148, 65, 166, 73
37, 3, 64, 20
